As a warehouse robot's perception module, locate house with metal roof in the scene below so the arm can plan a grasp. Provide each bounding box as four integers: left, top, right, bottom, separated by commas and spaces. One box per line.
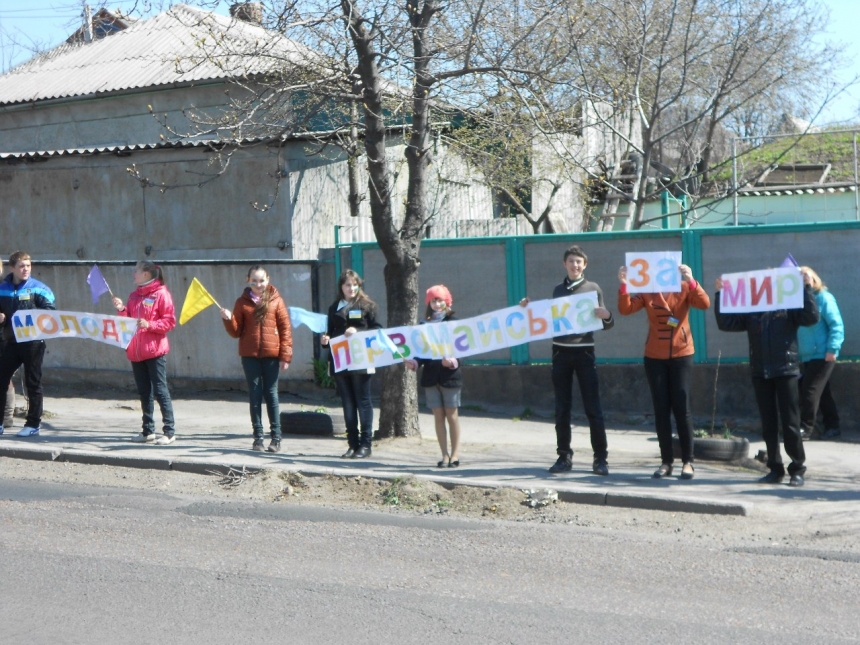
0, 3, 495, 262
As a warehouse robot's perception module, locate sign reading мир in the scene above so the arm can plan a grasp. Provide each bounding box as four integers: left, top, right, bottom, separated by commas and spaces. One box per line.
720, 268, 803, 313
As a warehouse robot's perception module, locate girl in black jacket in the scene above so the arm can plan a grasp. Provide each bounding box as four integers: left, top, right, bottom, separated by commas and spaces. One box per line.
406, 285, 463, 467
320, 270, 381, 459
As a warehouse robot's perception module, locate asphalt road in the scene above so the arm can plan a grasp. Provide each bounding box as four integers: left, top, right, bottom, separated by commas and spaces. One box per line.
2, 477, 859, 644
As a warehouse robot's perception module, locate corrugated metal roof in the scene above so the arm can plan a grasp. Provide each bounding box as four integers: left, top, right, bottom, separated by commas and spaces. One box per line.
0, 137, 266, 160
0, 4, 313, 107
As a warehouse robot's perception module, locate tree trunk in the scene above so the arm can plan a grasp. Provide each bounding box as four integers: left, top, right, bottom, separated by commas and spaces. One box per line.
343, 0, 420, 437
376, 1, 437, 438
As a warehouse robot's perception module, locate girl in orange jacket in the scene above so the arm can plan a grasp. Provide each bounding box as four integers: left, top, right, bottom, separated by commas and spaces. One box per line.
617, 263, 710, 479
221, 266, 292, 452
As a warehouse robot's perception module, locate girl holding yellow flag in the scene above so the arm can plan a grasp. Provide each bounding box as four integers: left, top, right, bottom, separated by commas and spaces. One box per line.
113, 261, 177, 444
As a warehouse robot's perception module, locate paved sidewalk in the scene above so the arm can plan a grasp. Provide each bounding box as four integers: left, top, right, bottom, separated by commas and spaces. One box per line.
1, 389, 858, 518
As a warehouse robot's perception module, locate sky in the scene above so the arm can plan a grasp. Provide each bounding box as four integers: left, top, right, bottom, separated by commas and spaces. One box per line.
1, 0, 859, 125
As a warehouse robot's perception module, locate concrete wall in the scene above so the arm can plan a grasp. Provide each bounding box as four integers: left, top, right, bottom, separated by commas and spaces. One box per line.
619, 190, 860, 231
0, 83, 495, 263
454, 362, 860, 430
0, 83, 236, 150
26, 261, 318, 383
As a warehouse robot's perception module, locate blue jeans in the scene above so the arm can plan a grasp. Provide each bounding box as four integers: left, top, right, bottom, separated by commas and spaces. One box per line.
131, 355, 175, 436
241, 357, 282, 440
335, 371, 373, 449
552, 346, 608, 460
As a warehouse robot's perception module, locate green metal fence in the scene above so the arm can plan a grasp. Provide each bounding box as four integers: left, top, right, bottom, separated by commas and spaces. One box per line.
335, 220, 860, 365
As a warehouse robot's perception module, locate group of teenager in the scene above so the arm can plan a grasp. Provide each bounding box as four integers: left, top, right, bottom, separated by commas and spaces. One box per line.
517, 245, 843, 488
0, 247, 845, 488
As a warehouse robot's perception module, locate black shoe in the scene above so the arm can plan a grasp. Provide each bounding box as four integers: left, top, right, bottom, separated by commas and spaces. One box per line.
799, 427, 812, 440
757, 470, 785, 484
821, 428, 841, 440
341, 448, 356, 459
653, 463, 673, 478
448, 459, 460, 468
549, 455, 573, 473
592, 459, 609, 476
789, 474, 804, 487
267, 440, 281, 453
353, 446, 372, 459
252, 439, 265, 452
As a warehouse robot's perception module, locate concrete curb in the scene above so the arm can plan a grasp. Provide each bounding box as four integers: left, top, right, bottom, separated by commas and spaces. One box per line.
0, 445, 61, 461
604, 492, 749, 516
1, 447, 749, 516
59, 451, 172, 471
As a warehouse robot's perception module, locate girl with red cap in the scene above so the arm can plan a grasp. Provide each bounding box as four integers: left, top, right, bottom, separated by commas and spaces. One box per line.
406, 285, 463, 467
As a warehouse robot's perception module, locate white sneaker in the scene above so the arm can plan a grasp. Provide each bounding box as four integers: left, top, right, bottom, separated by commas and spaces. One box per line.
155, 434, 175, 445
17, 426, 39, 437
132, 433, 156, 443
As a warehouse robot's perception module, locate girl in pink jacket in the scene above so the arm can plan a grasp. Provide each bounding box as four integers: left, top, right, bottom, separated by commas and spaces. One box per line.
112, 261, 176, 444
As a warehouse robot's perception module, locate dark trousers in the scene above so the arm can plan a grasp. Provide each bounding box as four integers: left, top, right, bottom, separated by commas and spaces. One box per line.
552, 346, 608, 460
335, 371, 373, 449
241, 356, 281, 440
131, 355, 175, 436
799, 360, 839, 432
644, 355, 694, 465
3, 381, 14, 427
0, 340, 46, 428
752, 375, 805, 475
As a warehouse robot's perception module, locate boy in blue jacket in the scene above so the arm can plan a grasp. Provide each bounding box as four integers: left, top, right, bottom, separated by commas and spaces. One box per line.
0, 252, 56, 437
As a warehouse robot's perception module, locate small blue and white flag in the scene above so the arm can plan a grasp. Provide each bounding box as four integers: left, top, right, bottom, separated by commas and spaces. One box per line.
375, 329, 401, 357
288, 307, 328, 334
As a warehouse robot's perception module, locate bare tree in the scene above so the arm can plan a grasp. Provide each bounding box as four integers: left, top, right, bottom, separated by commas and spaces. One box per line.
155, 0, 570, 436
540, 0, 849, 229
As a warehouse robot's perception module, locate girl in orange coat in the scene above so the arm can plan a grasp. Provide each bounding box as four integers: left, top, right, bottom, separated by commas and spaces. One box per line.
221, 266, 293, 452
617, 263, 710, 479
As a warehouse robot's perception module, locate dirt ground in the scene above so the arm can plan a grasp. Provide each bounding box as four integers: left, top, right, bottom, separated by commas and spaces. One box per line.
4, 456, 860, 556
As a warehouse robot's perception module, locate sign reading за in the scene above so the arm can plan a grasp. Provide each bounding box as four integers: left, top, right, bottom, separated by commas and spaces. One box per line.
624, 251, 683, 293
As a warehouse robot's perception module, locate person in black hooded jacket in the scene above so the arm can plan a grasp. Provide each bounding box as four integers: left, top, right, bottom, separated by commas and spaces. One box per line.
714, 275, 818, 487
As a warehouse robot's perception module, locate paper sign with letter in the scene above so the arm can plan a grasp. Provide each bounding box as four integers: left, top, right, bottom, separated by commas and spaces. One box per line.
624, 251, 682, 293
720, 268, 803, 313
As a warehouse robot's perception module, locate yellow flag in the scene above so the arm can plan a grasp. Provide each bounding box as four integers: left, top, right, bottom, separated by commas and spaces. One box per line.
179, 277, 218, 325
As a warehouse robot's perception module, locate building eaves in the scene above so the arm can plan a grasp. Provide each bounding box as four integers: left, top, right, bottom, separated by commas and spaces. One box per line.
0, 138, 267, 160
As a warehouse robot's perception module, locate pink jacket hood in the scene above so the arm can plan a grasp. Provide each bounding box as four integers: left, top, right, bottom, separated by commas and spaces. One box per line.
122, 280, 176, 362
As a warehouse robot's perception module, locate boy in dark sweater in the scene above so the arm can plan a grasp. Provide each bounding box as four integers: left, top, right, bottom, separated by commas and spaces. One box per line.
521, 245, 614, 475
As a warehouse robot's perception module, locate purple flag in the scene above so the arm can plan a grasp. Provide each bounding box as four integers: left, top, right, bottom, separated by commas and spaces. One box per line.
87, 264, 111, 303
780, 253, 798, 268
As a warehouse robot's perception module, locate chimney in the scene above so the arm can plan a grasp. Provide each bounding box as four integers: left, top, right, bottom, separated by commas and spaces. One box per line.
229, 2, 263, 24
83, 4, 94, 42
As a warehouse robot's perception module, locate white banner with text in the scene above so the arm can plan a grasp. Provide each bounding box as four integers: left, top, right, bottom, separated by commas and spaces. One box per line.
12, 309, 134, 349
330, 292, 604, 373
